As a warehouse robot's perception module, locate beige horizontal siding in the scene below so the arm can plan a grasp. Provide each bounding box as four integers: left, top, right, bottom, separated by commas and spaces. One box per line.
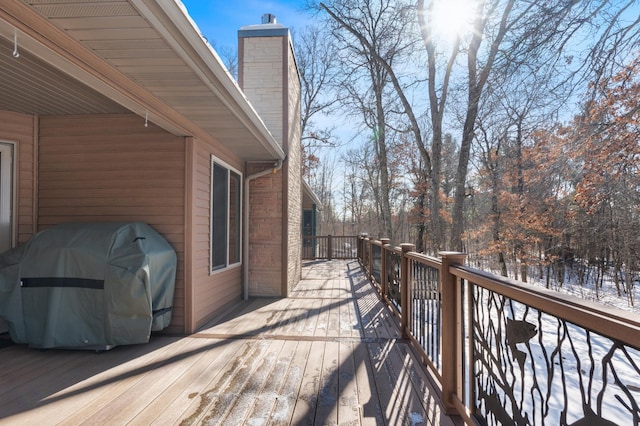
190, 136, 245, 331
38, 114, 186, 334
0, 110, 36, 245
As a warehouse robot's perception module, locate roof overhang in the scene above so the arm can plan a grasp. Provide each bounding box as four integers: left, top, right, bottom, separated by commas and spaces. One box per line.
303, 180, 322, 210
0, 0, 284, 161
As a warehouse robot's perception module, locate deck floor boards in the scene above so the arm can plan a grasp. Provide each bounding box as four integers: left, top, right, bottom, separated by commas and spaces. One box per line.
0, 260, 461, 425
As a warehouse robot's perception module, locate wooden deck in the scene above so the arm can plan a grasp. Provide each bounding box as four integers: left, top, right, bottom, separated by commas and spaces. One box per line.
0, 260, 460, 425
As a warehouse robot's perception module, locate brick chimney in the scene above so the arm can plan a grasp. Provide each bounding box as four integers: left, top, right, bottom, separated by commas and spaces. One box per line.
239, 16, 302, 298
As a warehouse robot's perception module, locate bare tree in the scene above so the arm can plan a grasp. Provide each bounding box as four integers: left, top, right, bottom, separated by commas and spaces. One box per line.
315, 0, 420, 239
309, 0, 640, 263
294, 26, 341, 178
309, 153, 339, 235
342, 145, 376, 234
450, 0, 640, 250
445, 0, 515, 251
416, 0, 461, 251
210, 41, 238, 80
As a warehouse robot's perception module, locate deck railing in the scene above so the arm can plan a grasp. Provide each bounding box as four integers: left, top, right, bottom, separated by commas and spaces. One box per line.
302, 235, 359, 260
355, 236, 640, 425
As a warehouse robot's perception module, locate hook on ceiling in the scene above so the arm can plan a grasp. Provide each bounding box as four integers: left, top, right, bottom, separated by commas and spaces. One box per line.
12, 29, 19, 58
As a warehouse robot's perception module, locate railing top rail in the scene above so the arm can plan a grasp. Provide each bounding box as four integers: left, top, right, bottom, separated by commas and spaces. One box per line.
405, 251, 441, 269
370, 239, 385, 247
305, 235, 360, 239
382, 244, 402, 255
452, 264, 640, 348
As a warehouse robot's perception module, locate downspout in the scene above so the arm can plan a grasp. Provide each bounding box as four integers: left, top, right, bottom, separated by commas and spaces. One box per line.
243, 158, 284, 300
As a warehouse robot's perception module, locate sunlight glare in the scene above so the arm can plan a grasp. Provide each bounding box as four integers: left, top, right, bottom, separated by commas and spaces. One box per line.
430, 0, 475, 43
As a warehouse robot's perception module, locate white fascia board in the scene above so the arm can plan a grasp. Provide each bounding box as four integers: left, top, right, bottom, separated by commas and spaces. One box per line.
303, 179, 323, 209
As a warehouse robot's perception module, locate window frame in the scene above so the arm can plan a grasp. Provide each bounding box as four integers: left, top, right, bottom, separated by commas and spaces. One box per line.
210, 156, 243, 273
0, 141, 15, 253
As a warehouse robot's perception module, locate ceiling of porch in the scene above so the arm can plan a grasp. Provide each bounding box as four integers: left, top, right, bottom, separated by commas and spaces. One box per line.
0, 36, 128, 115
0, 0, 284, 161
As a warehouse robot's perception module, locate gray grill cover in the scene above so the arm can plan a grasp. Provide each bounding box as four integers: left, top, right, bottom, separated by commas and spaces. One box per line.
0, 222, 176, 349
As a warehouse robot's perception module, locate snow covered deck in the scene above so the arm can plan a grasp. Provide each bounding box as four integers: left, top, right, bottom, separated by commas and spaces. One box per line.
0, 260, 460, 425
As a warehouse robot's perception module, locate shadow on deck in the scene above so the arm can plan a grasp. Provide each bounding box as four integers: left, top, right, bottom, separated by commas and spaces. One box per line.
0, 260, 461, 425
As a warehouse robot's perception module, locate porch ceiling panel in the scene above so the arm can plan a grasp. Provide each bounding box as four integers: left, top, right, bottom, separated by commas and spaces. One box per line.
0, 37, 128, 115
1, 0, 284, 161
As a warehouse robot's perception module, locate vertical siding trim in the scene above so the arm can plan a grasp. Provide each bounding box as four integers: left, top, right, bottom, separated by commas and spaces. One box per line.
1, 140, 18, 249
281, 35, 290, 297
32, 114, 38, 235
184, 136, 196, 334
281, 36, 290, 154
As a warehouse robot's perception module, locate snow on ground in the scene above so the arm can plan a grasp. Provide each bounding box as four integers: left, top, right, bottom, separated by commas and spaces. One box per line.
414, 261, 640, 424
476, 259, 640, 315
471, 290, 640, 425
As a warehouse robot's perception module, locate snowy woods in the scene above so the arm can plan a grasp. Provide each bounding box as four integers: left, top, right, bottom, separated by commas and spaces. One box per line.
293, 0, 640, 310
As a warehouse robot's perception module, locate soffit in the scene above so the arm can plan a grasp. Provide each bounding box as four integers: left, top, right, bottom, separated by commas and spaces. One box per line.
1, 0, 283, 161
0, 35, 128, 115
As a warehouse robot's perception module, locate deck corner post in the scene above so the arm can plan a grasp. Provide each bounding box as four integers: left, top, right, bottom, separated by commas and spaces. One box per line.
327, 235, 333, 260
367, 238, 373, 280
439, 251, 467, 415
380, 238, 391, 303
400, 243, 416, 339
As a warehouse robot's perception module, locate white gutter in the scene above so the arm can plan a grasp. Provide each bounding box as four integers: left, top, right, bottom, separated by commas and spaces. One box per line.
243, 159, 284, 300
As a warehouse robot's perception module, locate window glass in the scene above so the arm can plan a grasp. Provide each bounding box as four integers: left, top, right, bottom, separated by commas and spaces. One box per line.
211, 159, 242, 272
228, 171, 241, 265
212, 163, 228, 271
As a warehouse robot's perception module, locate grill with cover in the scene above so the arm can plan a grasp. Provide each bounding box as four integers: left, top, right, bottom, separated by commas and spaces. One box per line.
0, 222, 176, 350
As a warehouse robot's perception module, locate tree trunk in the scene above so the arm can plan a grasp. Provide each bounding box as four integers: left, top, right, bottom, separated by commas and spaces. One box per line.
490, 170, 507, 277
416, 185, 427, 253
450, 0, 514, 251
450, 92, 478, 251
372, 71, 393, 240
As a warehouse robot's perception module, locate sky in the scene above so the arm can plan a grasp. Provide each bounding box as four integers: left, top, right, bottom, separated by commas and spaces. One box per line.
179, 0, 311, 53
179, 0, 354, 171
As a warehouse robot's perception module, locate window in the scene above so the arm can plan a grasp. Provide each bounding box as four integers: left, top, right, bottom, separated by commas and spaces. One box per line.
0, 142, 14, 253
211, 158, 242, 271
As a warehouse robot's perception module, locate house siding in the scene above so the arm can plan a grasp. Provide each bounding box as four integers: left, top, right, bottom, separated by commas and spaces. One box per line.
0, 110, 37, 245
189, 136, 244, 331
248, 162, 283, 297
37, 114, 186, 334
286, 39, 302, 295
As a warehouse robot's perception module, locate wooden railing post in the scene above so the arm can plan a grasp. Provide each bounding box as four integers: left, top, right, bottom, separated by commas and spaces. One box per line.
327, 235, 333, 260
440, 251, 467, 415
367, 238, 373, 280
380, 238, 391, 304
363, 237, 368, 267
400, 243, 415, 339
